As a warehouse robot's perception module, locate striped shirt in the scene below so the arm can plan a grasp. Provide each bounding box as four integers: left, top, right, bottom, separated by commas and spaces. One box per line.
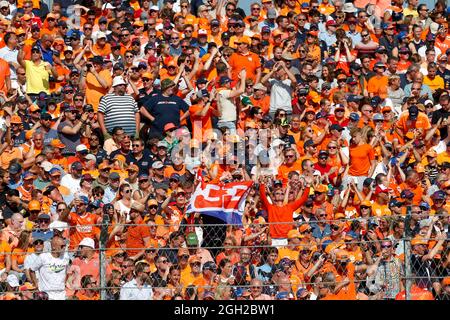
98, 93, 138, 136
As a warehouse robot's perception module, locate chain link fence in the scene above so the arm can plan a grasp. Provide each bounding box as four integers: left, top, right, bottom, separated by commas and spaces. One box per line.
1, 216, 449, 300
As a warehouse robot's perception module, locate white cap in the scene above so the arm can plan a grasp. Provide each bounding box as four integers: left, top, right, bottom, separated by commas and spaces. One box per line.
102, 3, 115, 9
85, 154, 96, 161
198, 29, 208, 35
272, 139, 285, 148
150, 5, 159, 11
7, 274, 20, 288
76, 144, 88, 152
0, 1, 9, 8
78, 237, 95, 249
96, 31, 107, 40
152, 161, 164, 169
49, 220, 67, 232
313, 170, 322, 177
40, 161, 53, 172
424, 99, 434, 105
112, 76, 127, 87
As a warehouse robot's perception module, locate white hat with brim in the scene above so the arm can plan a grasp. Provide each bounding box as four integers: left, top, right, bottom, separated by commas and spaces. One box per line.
7, 274, 20, 288
112, 76, 127, 87
78, 237, 95, 249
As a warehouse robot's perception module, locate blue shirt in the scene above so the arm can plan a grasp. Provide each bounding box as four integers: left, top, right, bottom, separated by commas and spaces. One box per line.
311, 223, 332, 240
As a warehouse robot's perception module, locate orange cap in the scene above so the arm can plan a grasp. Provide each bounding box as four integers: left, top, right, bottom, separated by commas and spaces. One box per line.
239, 35, 251, 45
114, 154, 126, 163
287, 229, 302, 239
29, 104, 40, 112
272, 29, 283, 37
50, 139, 65, 149
25, 130, 34, 140
426, 149, 437, 158
47, 13, 57, 19
188, 255, 201, 264
22, 14, 32, 21
15, 28, 26, 35
11, 115, 22, 124
361, 200, 372, 207
335, 250, 350, 261
315, 184, 328, 193
147, 199, 158, 207
127, 164, 139, 172
142, 72, 153, 79
28, 200, 41, 211
98, 163, 110, 170
443, 277, 450, 286
299, 224, 311, 233
133, 20, 144, 27
411, 236, 428, 246
167, 60, 178, 67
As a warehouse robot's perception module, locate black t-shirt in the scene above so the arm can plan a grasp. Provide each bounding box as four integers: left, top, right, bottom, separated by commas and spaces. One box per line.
437, 68, 450, 90
126, 149, 154, 175
109, 149, 131, 161
431, 108, 450, 139
410, 254, 438, 290
143, 94, 189, 138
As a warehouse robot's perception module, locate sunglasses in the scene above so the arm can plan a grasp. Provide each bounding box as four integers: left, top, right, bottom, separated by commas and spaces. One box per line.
331, 225, 340, 231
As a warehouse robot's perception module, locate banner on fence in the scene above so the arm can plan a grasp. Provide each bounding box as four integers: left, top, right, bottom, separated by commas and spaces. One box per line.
186, 181, 254, 225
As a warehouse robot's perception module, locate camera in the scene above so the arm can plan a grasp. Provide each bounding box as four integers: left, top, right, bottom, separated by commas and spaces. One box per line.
86, 63, 93, 71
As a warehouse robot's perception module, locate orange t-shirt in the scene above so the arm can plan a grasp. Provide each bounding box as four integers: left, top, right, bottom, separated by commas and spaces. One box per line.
68, 212, 101, 249
0, 58, 10, 94
348, 143, 375, 176
85, 69, 112, 111
367, 75, 388, 99
0, 241, 11, 269
259, 185, 309, 239
189, 103, 213, 142
228, 51, 261, 83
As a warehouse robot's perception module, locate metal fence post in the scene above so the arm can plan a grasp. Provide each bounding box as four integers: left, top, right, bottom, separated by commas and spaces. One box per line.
404, 237, 412, 300
99, 214, 110, 300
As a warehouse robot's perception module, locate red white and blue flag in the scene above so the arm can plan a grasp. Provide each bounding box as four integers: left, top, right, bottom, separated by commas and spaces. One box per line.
186, 181, 253, 225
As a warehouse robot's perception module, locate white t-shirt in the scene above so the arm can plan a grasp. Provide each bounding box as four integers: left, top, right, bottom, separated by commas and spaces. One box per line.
60, 174, 81, 194
31, 251, 71, 300
217, 89, 237, 122
268, 78, 293, 113
120, 279, 153, 300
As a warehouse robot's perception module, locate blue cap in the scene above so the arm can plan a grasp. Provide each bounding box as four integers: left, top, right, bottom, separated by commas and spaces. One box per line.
347, 94, 362, 103
397, 31, 408, 40
49, 167, 61, 176
432, 190, 446, 200
373, 113, 384, 121
400, 189, 414, 199
389, 199, 403, 207
276, 291, 290, 300
219, 76, 232, 86
349, 112, 360, 121
79, 195, 89, 204
419, 202, 430, 210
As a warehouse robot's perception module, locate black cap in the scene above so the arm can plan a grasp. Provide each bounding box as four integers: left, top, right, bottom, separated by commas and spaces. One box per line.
363, 177, 374, 187
304, 139, 315, 148
330, 124, 343, 131
91, 56, 104, 65
408, 105, 419, 120
40, 112, 52, 120
273, 180, 283, 186
221, 32, 231, 39
319, 150, 329, 157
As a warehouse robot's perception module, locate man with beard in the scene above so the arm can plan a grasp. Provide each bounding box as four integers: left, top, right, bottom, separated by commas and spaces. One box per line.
120, 261, 153, 300
35, 113, 59, 146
